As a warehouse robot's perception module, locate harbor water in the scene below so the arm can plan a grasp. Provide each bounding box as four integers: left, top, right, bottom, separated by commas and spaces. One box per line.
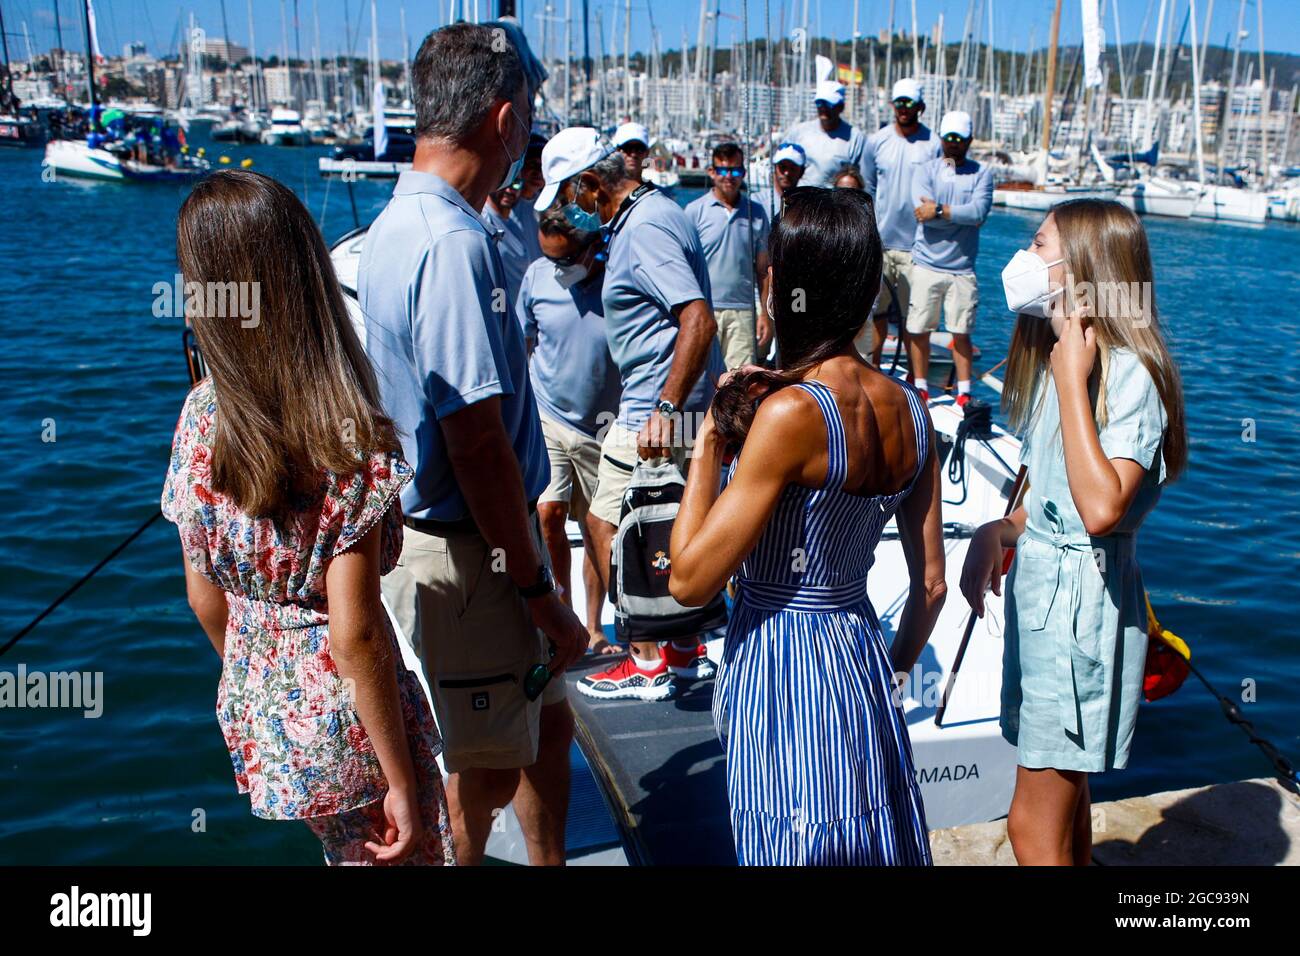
1, 134, 1297, 864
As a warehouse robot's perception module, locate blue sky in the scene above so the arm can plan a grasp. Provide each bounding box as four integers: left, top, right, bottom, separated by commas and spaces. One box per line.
8, 1, 1298, 61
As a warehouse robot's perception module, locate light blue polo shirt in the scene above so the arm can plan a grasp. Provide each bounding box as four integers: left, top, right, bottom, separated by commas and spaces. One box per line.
359, 170, 549, 521
685, 191, 770, 310
517, 260, 621, 438
781, 118, 870, 188
910, 157, 995, 274
602, 188, 724, 431
862, 122, 942, 251
481, 200, 543, 315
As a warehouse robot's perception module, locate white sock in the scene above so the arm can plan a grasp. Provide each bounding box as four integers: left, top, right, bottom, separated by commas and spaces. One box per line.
914, 377, 928, 393
957, 380, 971, 395
632, 650, 660, 671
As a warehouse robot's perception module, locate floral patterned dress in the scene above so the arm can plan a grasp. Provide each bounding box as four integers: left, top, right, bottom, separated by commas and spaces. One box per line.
162, 378, 455, 865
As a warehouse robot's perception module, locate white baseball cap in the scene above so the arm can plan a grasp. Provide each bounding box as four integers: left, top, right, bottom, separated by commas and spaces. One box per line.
814, 80, 845, 108
939, 110, 973, 139
613, 122, 650, 149
535, 126, 615, 212
772, 142, 807, 167
891, 77, 924, 103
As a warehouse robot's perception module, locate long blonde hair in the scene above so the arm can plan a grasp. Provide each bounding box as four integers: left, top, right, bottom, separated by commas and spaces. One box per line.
1002, 199, 1187, 481
176, 170, 399, 518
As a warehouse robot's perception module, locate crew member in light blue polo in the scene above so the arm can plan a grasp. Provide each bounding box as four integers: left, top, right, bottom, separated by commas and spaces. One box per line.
686, 142, 772, 368
862, 77, 942, 368
906, 110, 995, 407
781, 73, 870, 188
517, 202, 620, 647
751, 141, 806, 224
481, 176, 543, 312
531, 126, 724, 700
358, 22, 589, 868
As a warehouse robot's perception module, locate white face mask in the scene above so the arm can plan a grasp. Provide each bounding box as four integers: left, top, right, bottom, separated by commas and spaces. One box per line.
554, 261, 590, 289
1001, 249, 1064, 318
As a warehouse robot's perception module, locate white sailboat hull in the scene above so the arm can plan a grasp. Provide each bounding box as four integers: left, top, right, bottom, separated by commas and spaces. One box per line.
994, 186, 1116, 211
43, 139, 125, 181
1191, 185, 1268, 224
1119, 179, 1199, 218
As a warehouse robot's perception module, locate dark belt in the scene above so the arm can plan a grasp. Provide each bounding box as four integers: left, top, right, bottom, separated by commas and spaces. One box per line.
405, 499, 538, 537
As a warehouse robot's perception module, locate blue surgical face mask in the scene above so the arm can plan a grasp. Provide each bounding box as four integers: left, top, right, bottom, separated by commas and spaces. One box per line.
561, 196, 603, 233
498, 105, 528, 192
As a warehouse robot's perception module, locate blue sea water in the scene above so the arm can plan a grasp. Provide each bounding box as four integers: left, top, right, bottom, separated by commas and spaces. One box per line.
0, 134, 1297, 864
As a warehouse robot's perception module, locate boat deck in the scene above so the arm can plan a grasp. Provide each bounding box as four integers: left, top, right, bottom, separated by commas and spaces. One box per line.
564, 654, 736, 865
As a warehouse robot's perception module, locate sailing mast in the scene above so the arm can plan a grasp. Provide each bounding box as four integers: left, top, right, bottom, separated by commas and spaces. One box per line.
1214, 0, 1245, 184
1255, 0, 1269, 182
0, 2, 12, 108
82, 0, 97, 112
1040, 0, 1062, 153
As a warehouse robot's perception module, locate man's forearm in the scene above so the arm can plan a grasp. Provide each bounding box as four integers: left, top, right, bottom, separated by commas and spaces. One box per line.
661, 300, 717, 406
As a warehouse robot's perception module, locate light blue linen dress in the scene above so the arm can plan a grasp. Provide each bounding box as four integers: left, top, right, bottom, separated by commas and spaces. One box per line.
1002, 347, 1170, 773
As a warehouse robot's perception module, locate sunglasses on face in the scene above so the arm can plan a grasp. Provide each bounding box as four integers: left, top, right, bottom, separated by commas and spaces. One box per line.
712, 166, 745, 178
893, 98, 919, 110
546, 249, 585, 268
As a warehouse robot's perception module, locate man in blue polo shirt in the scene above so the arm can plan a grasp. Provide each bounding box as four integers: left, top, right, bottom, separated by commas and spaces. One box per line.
481, 176, 543, 313
907, 110, 994, 406
862, 77, 942, 370
517, 203, 620, 649
532, 126, 724, 700
781, 75, 870, 188
359, 23, 588, 867
686, 142, 771, 368
751, 141, 807, 224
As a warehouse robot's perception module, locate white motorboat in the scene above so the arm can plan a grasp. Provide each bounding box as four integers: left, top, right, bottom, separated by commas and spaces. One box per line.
1190, 184, 1268, 224
261, 108, 310, 146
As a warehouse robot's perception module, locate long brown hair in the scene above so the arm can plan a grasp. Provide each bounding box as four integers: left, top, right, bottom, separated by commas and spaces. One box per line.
1003, 199, 1187, 481
711, 186, 881, 447
176, 169, 399, 517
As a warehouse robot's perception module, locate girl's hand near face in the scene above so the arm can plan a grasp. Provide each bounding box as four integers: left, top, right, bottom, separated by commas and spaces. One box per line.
1050, 310, 1096, 386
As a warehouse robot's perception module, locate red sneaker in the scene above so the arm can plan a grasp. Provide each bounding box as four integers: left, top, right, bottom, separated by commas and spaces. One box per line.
918, 389, 930, 403
955, 393, 971, 408
575, 654, 675, 701
661, 641, 717, 680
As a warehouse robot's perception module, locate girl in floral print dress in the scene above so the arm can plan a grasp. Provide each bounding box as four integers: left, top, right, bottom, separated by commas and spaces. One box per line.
162, 170, 454, 865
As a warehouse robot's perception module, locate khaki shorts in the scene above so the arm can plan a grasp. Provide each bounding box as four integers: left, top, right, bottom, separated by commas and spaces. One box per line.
588, 421, 692, 526
715, 307, 757, 369
538, 413, 601, 520
381, 514, 565, 774
874, 248, 915, 320
906, 264, 979, 335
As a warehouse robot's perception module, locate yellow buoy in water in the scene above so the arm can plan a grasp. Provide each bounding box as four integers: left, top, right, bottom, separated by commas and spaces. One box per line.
219, 156, 231, 164
240, 158, 253, 168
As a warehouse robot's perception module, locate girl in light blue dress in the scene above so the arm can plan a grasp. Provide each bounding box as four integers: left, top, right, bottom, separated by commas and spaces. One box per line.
961, 199, 1187, 866
670, 187, 946, 866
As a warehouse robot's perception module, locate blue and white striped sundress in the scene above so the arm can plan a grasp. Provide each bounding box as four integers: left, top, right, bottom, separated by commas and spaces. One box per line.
713, 379, 933, 866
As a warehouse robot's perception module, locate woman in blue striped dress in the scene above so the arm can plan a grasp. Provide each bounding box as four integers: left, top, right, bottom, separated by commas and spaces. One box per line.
670, 187, 947, 865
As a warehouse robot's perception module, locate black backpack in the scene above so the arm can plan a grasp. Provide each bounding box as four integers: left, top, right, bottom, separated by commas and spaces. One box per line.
608, 459, 728, 642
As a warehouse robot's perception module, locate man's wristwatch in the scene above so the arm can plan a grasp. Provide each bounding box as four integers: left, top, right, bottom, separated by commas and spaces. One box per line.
935, 203, 945, 219
518, 564, 555, 600
656, 399, 677, 418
